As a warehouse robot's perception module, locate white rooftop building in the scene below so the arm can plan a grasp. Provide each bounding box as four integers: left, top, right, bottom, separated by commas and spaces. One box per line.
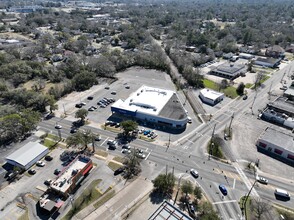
111, 85, 188, 128
199, 89, 224, 106
6, 142, 49, 170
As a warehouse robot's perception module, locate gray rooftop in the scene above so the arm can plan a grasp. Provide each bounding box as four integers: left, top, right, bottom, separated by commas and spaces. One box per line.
259, 127, 294, 153
268, 96, 294, 117
212, 62, 245, 76
6, 142, 48, 167
148, 201, 193, 220
158, 93, 187, 120
255, 57, 280, 65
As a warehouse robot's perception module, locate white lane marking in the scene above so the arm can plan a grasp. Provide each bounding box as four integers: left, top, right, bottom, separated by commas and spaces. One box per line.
187, 140, 194, 144
234, 163, 259, 197
233, 178, 236, 189
145, 150, 152, 160
101, 137, 109, 146
213, 200, 237, 205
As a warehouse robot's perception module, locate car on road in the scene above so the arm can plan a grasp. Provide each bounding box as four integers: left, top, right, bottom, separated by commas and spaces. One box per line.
55, 124, 62, 129
256, 175, 268, 184
105, 86, 110, 90
243, 95, 248, 100
70, 127, 78, 133
45, 155, 53, 161
36, 161, 45, 167
219, 184, 228, 196
111, 91, 117, 95
28, 169, 36, 175
87, 96, 94, 100
54, 169, 61, 175
114, 167, 125, 176
190, 169, 199, 178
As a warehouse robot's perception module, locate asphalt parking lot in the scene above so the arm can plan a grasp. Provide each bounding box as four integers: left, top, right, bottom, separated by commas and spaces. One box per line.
54, 67, 202, 144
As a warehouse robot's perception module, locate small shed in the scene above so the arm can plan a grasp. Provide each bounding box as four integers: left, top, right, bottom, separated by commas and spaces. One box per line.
6, 142, 49, 170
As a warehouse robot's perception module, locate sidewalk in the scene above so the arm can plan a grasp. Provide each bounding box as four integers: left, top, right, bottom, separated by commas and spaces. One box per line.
73, 177, 153, 220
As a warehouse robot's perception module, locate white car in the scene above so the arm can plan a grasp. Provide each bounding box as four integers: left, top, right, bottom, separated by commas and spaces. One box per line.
256, 175, 268, 184
137, 153, 146, 159
55, 124, 62, 129
36, 161, 45, 167
121, 149, 131, 154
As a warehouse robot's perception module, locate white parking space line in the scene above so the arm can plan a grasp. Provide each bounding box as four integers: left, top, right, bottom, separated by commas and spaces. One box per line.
213, 200, 237, 205
145, 148, 148, 152
145, 150, 152, 160
101, 137, 109, 146
233, 178, 236, 189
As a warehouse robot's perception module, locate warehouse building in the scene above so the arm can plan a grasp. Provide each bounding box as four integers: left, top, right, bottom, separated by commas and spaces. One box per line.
111, 85, 188, 128
256, 127, 294, 166
210, 62, 246, 80
199, 89, 224, 106
5, 142, 49, 170
253, 57, 281, 68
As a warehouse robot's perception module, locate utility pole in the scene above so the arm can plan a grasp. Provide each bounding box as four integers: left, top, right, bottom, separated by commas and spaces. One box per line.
268, 82, 273, 100
242, 180, 257, 218
166, 133, 171, 152
209, 124, 216, 160
228, 113, 234, 137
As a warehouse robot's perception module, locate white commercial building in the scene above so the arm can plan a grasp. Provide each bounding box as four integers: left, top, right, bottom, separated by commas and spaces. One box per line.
111, 85, 188, 128
6, 141, 49, 170
256, 127, 294, 166
199, 89, 224, 106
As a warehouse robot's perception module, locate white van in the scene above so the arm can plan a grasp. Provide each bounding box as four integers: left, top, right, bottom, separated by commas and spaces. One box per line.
274, 188, 290, 199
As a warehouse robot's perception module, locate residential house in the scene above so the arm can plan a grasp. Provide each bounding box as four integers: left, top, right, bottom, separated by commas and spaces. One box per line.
265, 45, 285, 58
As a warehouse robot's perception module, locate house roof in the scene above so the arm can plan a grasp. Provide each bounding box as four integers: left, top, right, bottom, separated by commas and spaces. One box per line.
267, 45, 285, 53
255, 57, 280, 65
6, 142, 48, 167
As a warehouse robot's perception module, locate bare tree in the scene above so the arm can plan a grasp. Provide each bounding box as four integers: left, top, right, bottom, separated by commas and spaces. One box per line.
251, 198, 271, 220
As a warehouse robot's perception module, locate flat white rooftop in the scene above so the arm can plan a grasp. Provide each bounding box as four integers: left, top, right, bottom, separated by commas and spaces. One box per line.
200, 89, 224, 100
112, 85, 174, 116
51, 157, 88, 193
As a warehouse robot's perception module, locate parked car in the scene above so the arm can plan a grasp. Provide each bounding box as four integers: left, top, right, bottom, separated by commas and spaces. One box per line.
219, 184, 228, 196
45, 155, 53, 161
28, 169, 36, 175
80, 102, 86, 106
114, 167, 125, 175
88, 107, 95, 111
105, 86, 110, 90
256, 175, 268, 184
190, 169, 199, 178
36, 161, 45, 167
54, 169, 61, 175
75, 103, 83, 108
243, 95, 248, 100
87, 96, 94, 100
44, 179, 52, 186
122, 145, 131, 150
121, 149, 131, 154
111, 91, 117, 95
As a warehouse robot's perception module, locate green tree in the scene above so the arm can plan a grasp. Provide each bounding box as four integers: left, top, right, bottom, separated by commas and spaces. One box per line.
152, 173, 176, 195
72, 71, 97, 91
66, 129, 95, 152
220, 79, 229, 91
181, 180, 193, 201
236, 82, 245, 95
123, 149, 141, 180
75, 108, 88, 123
120, 120, 138, 136
194, 186, 202, 205
199, 201, 220, 220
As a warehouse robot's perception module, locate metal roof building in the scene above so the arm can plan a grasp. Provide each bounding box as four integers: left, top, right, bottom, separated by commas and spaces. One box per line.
199, 89, 224, 106
6, 141, 49, 170
210, 62, 246, 79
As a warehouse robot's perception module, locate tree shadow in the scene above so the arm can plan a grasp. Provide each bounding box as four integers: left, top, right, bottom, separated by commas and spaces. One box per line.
149, 190, 169, 204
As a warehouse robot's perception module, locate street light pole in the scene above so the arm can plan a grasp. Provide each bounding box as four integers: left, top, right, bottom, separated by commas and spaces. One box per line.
242, 180, 257, 218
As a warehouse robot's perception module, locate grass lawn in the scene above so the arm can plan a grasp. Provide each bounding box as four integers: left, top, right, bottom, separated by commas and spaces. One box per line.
245, 83, 253, 88
112, 156, 125, 163
239, 196, 251, 220
43, 138, 58, 149
108, 161, 123, 171
47, 134, 60, 141
95, 149, 108, 158
101, 125, 121, 133
203, 79, 238, 98
93, 188, 115, 209
62, 179, 102, 220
